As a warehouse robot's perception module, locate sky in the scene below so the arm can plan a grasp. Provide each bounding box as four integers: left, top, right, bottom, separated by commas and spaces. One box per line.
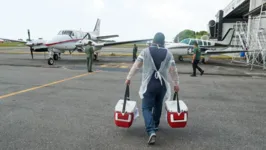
0, 0, 232, 42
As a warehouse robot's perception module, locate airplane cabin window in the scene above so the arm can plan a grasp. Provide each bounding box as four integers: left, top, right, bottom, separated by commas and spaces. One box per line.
189, 39, 196, 45
198, 40, 203, 46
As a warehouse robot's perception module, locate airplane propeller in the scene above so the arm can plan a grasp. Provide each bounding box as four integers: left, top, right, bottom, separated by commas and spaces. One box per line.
27, 29, 34, 59
69, 32, 91, 54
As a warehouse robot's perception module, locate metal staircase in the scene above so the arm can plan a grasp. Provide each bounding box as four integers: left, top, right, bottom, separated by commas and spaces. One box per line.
231, 21, 249, 64
231, 0, 266, 70
248, 0, 266, 70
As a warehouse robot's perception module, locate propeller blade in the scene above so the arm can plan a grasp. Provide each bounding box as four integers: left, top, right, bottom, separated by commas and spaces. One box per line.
30, 47, 33, 59
82, 33, 90, 40
27, 29, 33, 59
27, 29, 31, 41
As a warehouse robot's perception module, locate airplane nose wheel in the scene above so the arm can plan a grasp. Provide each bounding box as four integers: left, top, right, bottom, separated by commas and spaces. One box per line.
178, 56, 184, 61
48, 58, 54, 65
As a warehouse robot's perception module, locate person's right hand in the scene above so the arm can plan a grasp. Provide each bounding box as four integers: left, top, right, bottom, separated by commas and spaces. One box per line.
125, 79, 130, 85
174, 85, 179, 92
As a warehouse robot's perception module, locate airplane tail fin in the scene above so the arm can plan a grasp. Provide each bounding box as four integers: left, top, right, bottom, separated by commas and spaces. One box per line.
220, 28, 235, 45
92, 18, 101, 36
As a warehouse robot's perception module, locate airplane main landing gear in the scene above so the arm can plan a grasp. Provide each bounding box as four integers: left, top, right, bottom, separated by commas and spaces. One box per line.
53, 53, 61, 60
53, 53, 59, 60
201, 58, 206, 64
94, 52, 99, 61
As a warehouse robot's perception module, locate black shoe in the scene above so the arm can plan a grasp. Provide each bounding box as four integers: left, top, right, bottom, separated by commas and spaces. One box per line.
201, 71, 204, 76
190, 74, 196, 77
88, 70, 93, 72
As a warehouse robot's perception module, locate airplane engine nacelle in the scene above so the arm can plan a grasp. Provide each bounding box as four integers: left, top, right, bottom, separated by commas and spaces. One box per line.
75, 39, 96, 47
90, 36, 98, 41
208, 20, 216, 38
93, 46, 101, 51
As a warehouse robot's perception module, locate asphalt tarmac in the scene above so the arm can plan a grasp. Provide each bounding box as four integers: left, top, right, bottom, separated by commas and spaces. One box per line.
0, 50, 266, 149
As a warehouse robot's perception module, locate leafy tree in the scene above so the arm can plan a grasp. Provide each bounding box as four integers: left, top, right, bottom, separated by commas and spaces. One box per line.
174, 29, 209, 42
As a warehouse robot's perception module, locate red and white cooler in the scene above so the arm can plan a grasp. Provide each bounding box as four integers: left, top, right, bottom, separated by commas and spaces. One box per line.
114, 85, 139, 128
165, 92, 188, 128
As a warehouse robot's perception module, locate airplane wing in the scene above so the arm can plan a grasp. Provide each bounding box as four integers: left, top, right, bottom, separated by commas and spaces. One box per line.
0, 38, 27, 43
98, 39, 153, 47
96, 35, 119, 40
204, 50, 247, 55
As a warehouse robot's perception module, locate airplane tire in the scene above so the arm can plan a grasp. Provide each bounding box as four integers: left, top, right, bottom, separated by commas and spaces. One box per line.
201, 58, 206, 64
53, 54, 59, 60
48, 58, 54, 65
178, 56, 184, 61
94, 54, 97, 60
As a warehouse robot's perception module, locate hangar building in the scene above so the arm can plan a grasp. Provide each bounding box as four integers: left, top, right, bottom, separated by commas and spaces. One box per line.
208, 0, 266, 70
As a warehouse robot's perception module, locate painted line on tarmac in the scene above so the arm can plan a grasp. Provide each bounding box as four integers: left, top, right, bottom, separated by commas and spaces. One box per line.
0, 71, 100, 100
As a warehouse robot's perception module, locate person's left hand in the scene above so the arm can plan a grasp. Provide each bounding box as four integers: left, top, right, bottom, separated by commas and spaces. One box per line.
125, 79, 130, 85
191, 59, 194, 63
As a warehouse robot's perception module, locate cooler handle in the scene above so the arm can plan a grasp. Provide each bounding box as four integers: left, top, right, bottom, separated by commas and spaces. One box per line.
122, 84, 130, 113
173, 92, 180, 113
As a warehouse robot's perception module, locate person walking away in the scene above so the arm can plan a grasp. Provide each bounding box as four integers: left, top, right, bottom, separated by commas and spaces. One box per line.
132, 44, 138, 62
191, 42, 204, 77
125, 32, 180, 145
85, 41, 94, 72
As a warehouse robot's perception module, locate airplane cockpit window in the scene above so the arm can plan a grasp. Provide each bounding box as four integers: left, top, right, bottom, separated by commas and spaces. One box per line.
58, 30, 74, 36
180, 39, 190, 44
208, 42, 211, 46
204, 41, 207, 46
189, 39, 196, 45
57, 31, 63, 35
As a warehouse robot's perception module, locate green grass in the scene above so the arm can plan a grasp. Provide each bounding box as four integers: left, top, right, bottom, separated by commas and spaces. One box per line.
0, 42, 26, 47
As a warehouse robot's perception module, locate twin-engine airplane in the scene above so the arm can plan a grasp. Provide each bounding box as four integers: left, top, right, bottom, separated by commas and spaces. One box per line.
0, 19, 152, 65
148, 28, 246, 63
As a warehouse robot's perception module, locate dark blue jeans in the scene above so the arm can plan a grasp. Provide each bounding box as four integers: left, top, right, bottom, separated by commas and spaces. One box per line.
142, 83, 166, 135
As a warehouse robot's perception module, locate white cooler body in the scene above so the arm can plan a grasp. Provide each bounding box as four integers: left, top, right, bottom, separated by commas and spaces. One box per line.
165, 100, 188, 128
114, 99, 138, 128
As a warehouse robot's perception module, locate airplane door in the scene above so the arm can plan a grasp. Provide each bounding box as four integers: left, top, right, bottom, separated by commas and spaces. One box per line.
72, 31, 78, 39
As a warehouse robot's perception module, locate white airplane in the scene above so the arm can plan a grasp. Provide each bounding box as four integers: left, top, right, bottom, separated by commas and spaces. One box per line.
0, 19, 152, 65
148, 28, 246, 63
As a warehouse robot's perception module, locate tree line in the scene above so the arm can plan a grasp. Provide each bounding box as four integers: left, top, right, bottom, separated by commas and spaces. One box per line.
174, 29, 209, 42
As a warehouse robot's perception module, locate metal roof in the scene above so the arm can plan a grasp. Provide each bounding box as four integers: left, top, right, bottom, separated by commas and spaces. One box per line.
223, 0, 250, 18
